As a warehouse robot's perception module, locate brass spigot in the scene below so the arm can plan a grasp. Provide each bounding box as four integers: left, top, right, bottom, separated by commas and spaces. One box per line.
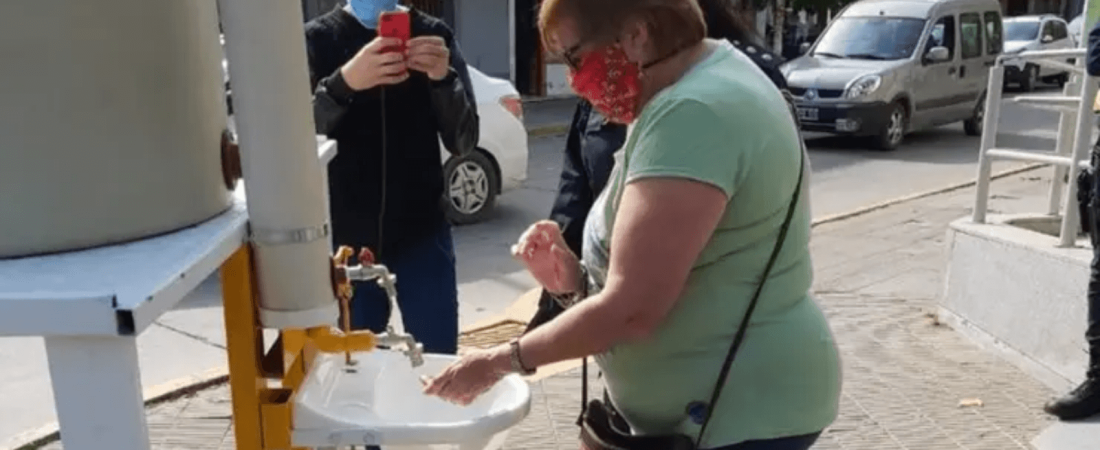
330, 245, 364, 365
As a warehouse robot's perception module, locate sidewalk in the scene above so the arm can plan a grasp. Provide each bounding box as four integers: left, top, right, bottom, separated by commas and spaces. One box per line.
33, 167, 1063, 449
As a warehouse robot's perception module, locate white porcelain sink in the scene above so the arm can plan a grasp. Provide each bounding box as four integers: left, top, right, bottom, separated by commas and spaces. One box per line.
293, 350, 531, 449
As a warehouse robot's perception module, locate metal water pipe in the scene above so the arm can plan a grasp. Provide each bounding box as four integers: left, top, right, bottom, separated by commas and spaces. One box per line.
218, 0, 339, 328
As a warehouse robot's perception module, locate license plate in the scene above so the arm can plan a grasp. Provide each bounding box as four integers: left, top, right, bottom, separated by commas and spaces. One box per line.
797, 107, 818, 122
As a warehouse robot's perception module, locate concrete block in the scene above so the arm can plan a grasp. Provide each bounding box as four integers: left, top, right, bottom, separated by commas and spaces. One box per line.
1032, 417, 1100, 450
941, 214, 1092, 393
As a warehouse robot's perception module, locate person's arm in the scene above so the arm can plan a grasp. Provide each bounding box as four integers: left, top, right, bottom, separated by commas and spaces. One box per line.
524, 103, 601, 335
431, 28, 479, 157
306, 26, 357, 136
313, 70, 358, 136
518, 100, 753, 366
518, 178, 728, 363
1088, 21, 1100, 77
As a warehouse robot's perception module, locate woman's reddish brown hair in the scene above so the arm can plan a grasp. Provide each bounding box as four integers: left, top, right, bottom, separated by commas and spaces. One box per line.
538, 0, 707, 59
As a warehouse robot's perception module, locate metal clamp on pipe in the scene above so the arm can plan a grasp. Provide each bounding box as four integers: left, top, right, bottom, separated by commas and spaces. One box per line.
250, 223, 331, 246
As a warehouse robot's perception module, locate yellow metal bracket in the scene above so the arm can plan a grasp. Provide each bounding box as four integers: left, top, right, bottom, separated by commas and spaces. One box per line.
220, 244, 381, 450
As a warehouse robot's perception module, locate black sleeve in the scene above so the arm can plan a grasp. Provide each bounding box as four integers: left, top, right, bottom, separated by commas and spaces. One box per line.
548, 103, 596, 256
1088, 21, 1100, 77
306, 28, 357, 136
313, 71, 358, 136
525, 104, 592, 336
431, 30, 479, 157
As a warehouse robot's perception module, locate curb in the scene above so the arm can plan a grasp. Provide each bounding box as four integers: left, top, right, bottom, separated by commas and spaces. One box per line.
8, 367, 229, 450
8, 161, 1050, 450
809, 162, 1047, 228
527, 123, 571, 138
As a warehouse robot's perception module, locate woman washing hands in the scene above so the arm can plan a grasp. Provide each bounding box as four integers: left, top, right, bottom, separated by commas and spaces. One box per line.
425, 0, 840, 448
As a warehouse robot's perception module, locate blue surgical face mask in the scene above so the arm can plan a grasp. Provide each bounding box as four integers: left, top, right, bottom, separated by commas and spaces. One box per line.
347, 0, 401, 29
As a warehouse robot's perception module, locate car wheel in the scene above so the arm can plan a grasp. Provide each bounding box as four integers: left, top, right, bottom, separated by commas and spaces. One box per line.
873, 102, 907, 151
1020, 64, 1039, 92
442, 150, 500, 225
964, 93, 984, 137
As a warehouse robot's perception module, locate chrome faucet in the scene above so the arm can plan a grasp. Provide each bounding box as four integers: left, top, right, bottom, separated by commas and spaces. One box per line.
343, 262, 424, 368
375, 327, 425, 368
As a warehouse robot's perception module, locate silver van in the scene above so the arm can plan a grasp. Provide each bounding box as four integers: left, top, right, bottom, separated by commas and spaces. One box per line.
780, 0, 1004, 150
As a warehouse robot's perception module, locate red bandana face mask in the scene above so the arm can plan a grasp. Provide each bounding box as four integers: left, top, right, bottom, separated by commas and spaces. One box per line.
568, 45, 642, 124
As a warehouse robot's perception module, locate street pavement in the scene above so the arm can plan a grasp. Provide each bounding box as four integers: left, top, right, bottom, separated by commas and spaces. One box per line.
0, 89, 1073, 449
34, 161, 1064, 450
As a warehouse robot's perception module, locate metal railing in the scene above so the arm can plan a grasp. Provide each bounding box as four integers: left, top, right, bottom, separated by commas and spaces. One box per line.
973, 47, 1096, 247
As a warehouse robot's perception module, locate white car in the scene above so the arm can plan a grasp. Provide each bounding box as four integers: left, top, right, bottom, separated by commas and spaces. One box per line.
440, 66, 528, 224
1001, 15, 1075, 91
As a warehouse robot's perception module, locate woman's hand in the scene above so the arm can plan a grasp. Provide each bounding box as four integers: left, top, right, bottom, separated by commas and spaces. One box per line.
512, 220, 581, 294
422, 346, 512, 405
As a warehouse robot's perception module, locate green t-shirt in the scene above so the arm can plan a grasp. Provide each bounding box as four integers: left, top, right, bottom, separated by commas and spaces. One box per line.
581, 40, 841, 446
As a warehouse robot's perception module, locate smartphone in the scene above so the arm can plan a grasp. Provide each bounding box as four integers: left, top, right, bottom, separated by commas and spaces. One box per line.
378, 10, 410, 53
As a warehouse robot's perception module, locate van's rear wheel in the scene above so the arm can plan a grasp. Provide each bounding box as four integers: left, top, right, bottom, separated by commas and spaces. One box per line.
1020, 64, 1039, 92
872, 102, 906, 151
964, 93, 985, 136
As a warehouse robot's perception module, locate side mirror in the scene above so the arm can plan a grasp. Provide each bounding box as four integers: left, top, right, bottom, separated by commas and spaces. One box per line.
800, 42, 812, 55
1042, 34, 1055, 43
925, 46, 950, 63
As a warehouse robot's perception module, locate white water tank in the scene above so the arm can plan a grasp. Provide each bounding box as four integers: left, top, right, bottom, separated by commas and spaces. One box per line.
0, 0, 232, 258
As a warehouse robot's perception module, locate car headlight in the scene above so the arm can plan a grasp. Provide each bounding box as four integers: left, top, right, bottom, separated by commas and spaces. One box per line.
844, 74, 882, 99
1005, 47, 1026, 55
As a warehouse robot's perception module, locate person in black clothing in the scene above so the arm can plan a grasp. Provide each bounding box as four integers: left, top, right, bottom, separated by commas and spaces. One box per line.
1046, 19, 1100, 421
523, 0, 790, 334
307, 0, 479, 355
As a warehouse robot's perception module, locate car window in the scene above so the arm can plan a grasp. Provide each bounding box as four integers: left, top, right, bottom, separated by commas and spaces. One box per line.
812, 17, 927, 60
1052, 20, 1068, 40
926, 16, 956, 62
960, 13, 983, 58
1041, 21, 1055, 40
1004, 20, 1040, 41
984, 11, 1003, 54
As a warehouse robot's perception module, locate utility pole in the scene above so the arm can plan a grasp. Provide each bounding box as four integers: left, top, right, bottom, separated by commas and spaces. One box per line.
772, 0, 787, 53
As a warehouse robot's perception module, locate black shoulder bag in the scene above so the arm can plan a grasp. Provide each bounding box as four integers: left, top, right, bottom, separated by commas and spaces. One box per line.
577, 148, 806, 450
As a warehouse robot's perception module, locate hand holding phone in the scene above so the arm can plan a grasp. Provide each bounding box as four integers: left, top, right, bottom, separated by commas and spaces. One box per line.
406, 36, 451, 81
339, 36, 409, 91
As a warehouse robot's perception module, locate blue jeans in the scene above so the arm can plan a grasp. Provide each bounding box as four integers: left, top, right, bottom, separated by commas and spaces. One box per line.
709, 432, 822, 450
346, 224, 459, 355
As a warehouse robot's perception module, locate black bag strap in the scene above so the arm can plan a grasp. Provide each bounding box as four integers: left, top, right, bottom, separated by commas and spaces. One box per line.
576, 149, 806, 437
695, 149, 806, 448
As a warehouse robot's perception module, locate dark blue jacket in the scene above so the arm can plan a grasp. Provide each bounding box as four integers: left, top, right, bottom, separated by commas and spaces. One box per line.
1089, 20, 1100, 77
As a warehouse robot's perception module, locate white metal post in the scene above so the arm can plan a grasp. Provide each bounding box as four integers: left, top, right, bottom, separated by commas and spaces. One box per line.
1060, 77, 1098, 247
1048, 76, 1080, 215
44, 336, 150, 450
974, 64, 1005, 224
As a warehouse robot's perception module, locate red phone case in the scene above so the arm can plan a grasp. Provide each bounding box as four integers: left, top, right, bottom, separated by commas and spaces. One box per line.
378, 10, 410, 53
